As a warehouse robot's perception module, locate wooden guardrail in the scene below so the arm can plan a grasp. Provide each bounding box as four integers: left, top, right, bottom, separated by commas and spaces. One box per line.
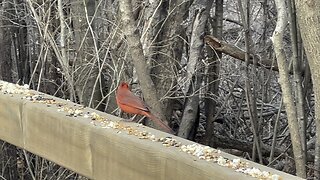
0, 81, 303, 180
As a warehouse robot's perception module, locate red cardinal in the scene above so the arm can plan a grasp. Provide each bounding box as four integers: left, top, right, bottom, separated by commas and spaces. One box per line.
116, 82, 174, 134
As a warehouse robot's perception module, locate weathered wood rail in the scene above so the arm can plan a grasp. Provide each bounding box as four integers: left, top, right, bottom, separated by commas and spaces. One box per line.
0, 81, 303, 180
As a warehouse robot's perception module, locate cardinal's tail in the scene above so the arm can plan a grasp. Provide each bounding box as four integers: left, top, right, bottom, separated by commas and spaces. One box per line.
144, 112, 174, 134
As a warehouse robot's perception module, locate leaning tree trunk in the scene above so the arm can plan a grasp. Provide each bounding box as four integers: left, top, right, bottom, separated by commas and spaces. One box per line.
138, 0, 170, 123
295, 0, 320, 178
272, 0, 305, 177
118, 0, 169, 129
178, 0, 213, 138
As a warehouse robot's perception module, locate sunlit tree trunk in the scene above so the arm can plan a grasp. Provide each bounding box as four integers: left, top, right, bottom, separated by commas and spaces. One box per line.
272, 0, 305, 177
295, 0, 320, 178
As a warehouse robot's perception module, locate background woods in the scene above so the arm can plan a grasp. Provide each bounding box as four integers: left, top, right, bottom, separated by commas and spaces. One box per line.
0, 0, 319, 179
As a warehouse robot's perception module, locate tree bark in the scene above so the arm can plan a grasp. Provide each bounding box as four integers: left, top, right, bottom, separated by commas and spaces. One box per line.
0, 0, 13, 82
72, 0, 103, 109
118, 0, 169, 128
178, 0, 213, 138
203, 0, 223, 146
178, 73, 201, 138
288, 0, 307, 167
138, 1, 171, 123
295, 0, 320, 178
272, 0, 305, 177
14, 0, 29, 84
151, 0, 188, 120
139, 0, 189, 121
238, 0, 263, 163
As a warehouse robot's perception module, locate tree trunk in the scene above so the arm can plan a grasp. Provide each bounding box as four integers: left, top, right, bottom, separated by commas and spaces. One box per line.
288, 0, 307, 166
118, 0, 169, 129
295, 0, 320, 178
178, 0, 213, 138
203, 0, 223, 146
72, 0, 103, 109
238, 0, 263, 163
151, 0, 188, 120
14, 0, 29, 84
0, 0, 13, 82
178, 73, 202, 138
272, 0, 305, 177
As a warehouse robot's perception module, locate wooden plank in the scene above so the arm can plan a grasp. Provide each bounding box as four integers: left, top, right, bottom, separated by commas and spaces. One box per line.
0, 81, 304, 180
